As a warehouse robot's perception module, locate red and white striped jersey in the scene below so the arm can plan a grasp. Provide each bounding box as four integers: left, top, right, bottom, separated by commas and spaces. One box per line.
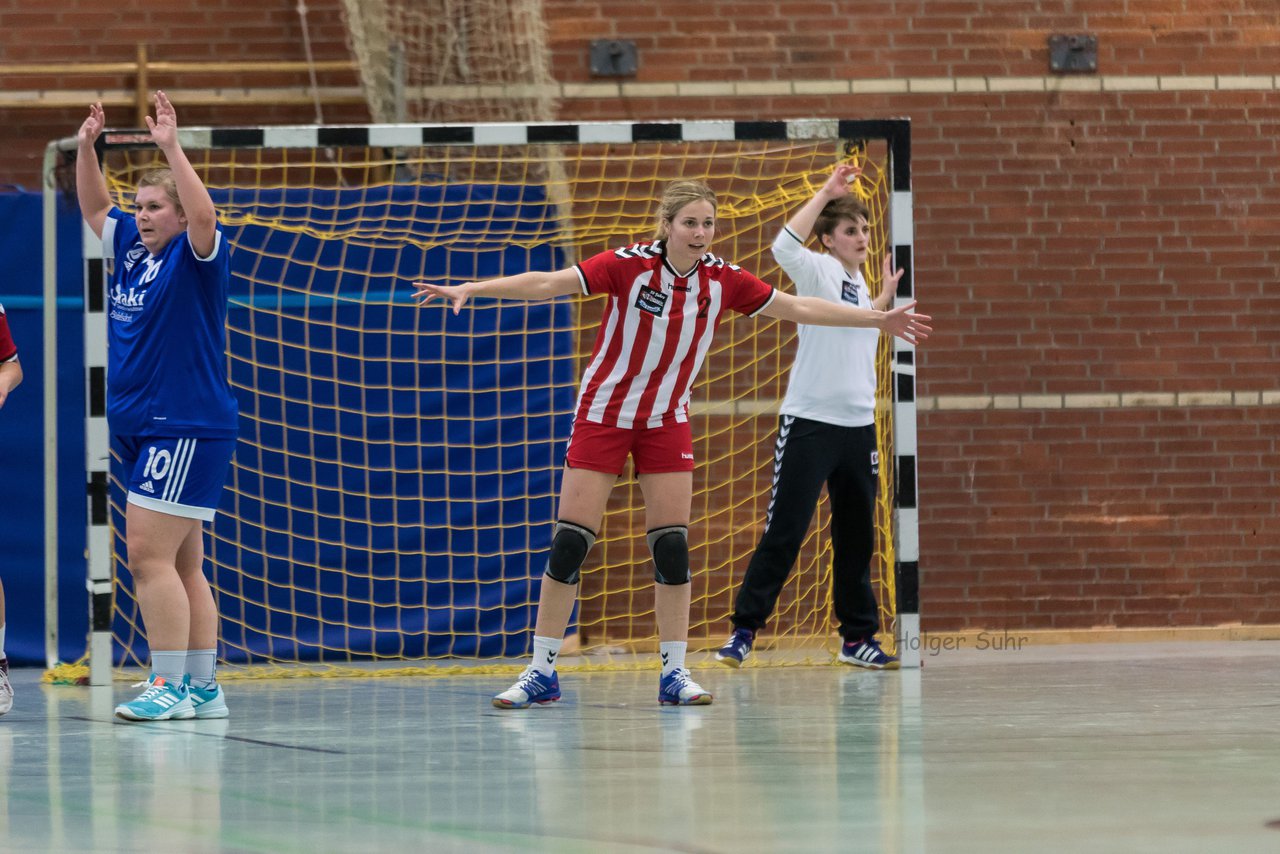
572, 241, 775, 429
0, 303, 17, 363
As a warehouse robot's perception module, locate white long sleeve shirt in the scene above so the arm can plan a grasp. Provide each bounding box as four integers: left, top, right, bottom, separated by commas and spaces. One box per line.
772, 226, 880, 428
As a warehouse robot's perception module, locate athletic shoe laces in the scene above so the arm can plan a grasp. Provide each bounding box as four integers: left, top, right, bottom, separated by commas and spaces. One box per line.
668, 668, 695, 687
514, 669, 545, 692
130, 679, 177, 702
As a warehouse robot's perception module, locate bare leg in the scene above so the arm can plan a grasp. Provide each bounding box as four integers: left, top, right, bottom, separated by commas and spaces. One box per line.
125, 503, 201, 653
175, 524, 217, 651
637, 470, 711, 704
533, 466, 616, 639
654, 582, 692, 643
0, 579, 9, 716
493, 467, 619, 708
533, 577, 579, 639
637, 471, 693, 643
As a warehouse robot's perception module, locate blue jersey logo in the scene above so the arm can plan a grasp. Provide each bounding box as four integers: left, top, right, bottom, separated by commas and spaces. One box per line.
110, 283, 147, 308
123, 245, 148, 271
841, 279, 861, 305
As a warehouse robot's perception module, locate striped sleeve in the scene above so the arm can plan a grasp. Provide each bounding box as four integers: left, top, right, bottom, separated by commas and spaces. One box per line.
574, 248, 624, 297
724, 267, 776, 317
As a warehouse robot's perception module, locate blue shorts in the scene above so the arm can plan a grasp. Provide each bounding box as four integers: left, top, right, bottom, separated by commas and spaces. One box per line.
112, 435, 236, 521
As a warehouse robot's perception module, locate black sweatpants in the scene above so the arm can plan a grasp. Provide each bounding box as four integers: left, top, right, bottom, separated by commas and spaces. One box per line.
731, 415, 880, 642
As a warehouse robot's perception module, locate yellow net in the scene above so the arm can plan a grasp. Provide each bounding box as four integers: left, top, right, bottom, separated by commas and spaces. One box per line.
95, 133, 897, 676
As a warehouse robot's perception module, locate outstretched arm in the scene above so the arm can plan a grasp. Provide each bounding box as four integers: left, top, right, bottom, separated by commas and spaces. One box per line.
147, 90, 218, 258
761, 290, 932, 346
414, 268, 581, 314
76, 102, 112, 239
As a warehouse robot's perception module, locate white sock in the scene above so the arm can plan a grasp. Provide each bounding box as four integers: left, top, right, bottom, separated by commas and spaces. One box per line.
0, 623, 6, 659
186, 648, 218, 689
531, 636, 562, 676
150, 650, 187, 685
660, 641, 687, 676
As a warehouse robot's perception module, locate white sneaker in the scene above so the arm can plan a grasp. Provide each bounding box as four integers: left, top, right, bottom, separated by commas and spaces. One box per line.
492, 667, 561, 709
189, 682, 230, 719
658, 668, 713, 706
0, 659, 12, 716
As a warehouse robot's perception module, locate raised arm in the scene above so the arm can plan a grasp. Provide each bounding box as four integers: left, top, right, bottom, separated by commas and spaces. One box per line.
761, 290, 931, 346
76, 102, 112, 239
785, 163, 861, 243
873, 252, 905, 312
798, 162, 902, 313
147, 91, 218, 258
414, 268, 582, 314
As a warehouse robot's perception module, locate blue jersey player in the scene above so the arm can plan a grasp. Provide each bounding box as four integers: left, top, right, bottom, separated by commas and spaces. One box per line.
77, 92, 237, 722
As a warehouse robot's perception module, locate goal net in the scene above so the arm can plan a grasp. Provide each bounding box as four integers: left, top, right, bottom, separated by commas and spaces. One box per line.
74, 120, 913, 677
338, 0, 557, 124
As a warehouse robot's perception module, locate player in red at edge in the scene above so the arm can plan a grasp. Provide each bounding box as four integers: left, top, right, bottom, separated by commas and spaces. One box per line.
0, 302, 24, 716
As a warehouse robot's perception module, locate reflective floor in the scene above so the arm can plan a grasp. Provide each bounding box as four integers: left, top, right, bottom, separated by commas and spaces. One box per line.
2, 641, 1278, 853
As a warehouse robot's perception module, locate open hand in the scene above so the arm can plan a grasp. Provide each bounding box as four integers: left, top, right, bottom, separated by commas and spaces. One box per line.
881, 301, 932, 346
882, 253, 905, 293
414, 280, 473, 314
145, 90, 178, 150
78, 102, 105, 147
821, 162, 862, 199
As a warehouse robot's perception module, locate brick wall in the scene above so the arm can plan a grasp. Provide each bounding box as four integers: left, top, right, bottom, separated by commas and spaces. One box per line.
3, 1, 1276, 634
0, 0, 364, 185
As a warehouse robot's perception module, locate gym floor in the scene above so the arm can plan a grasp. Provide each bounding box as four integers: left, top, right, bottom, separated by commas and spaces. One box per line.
2, 641, 1278, 853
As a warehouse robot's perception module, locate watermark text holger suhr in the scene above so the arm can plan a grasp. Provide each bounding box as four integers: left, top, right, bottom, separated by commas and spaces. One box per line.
898, 631, 1029, 656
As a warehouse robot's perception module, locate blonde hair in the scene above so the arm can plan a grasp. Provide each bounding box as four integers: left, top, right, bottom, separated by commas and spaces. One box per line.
652, 180, 717, 240
136, 169, 182, 212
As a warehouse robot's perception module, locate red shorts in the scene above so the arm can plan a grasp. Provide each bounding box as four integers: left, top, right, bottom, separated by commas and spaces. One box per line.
564, 419, 695, 475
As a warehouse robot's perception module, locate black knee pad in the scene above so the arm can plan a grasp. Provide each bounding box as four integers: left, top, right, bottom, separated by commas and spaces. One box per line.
544, 521, 596, 585
647, 525, 690, 585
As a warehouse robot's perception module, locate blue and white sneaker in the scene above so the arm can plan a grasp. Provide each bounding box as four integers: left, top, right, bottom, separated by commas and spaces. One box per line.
492, 667, 560, 709
189, 682, 230, 719
838, 638, 900, 670
714, 627, 754, 668
115, 675, 196, 722
659, 668, 713, 706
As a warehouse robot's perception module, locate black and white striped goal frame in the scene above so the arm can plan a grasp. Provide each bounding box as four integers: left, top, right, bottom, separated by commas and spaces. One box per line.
70, 117, 923, 681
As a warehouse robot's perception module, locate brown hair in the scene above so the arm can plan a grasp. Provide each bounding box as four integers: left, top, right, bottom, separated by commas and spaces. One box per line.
813, 195, 870, 245
136, 169, 182, 213
652, 180, 717, 240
